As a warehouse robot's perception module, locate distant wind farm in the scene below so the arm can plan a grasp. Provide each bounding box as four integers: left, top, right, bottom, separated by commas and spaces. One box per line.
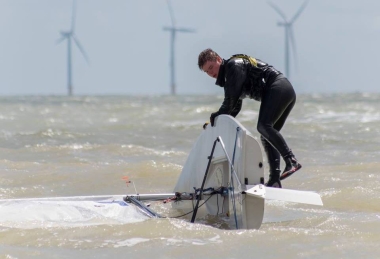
268, 0, 308, 78
163, 0, 195, 95
56, 0, 89, 96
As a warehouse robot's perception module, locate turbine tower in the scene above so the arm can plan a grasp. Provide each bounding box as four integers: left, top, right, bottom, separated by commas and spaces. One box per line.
163, 0, 195, 95
56, 0, 89, 96
268, 0, 308, 78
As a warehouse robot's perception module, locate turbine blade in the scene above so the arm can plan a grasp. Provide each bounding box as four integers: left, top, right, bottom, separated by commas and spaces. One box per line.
71, 0, 77, 32
163, 26, 174, 31
267, 1, 288, 22
72, 35, 90, 64
289, 0, 309, 24
288, 27, 298, 72
55, 37, 66, 45
175, 28, 196, 33
166, 0, 176, 27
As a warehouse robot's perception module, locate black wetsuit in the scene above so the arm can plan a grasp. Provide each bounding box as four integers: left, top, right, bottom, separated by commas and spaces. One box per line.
212, 55, 296, 176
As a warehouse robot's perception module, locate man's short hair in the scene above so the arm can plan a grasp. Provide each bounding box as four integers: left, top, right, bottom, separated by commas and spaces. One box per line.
198, 48, 220, 70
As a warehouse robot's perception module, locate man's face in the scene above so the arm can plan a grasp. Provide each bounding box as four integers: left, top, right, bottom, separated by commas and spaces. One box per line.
202, 57, 222, 79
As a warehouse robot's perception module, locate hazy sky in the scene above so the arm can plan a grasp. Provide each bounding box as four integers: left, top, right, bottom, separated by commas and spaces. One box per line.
1, 0, 379, 95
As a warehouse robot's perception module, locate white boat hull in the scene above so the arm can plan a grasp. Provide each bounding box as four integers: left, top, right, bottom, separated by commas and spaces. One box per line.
174, 115, 265, 229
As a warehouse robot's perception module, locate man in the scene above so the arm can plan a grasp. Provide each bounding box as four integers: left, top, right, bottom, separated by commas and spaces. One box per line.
198, 48, 301, 188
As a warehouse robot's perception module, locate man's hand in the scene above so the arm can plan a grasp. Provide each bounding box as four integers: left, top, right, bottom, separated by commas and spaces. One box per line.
210, 112, 219, 126
202, 122, 209, 129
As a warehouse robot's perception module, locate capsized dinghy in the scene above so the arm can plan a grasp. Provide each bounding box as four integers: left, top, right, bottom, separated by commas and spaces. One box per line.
0, 115, 322, 229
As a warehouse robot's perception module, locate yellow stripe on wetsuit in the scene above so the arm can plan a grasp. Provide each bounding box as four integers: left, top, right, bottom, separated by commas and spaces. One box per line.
230, 54, 258, 67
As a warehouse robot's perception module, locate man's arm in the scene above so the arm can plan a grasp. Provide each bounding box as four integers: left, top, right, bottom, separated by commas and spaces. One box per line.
210, 60, 246, 125
230, 99, 242, 117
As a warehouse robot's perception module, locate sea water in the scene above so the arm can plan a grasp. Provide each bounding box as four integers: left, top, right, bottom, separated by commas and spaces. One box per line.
0, 94, 379, 258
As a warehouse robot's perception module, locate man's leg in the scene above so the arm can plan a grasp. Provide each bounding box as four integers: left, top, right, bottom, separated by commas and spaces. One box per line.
261, 136, 282, 188
257, 77, 301, 181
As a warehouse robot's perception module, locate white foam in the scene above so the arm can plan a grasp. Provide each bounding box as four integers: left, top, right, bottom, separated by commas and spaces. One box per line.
114, 238, 150, 248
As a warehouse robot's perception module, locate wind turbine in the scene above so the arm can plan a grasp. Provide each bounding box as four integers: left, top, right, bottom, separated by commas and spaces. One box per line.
163, 0, 195, 95
268, 0, 308, 78
56, 0, 89, 96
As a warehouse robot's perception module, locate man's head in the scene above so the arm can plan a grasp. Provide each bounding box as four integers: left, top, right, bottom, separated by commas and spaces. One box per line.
198, 48, 223, 79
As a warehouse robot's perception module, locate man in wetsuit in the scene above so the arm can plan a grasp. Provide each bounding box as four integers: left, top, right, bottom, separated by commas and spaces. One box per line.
198, 48, 301, 188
